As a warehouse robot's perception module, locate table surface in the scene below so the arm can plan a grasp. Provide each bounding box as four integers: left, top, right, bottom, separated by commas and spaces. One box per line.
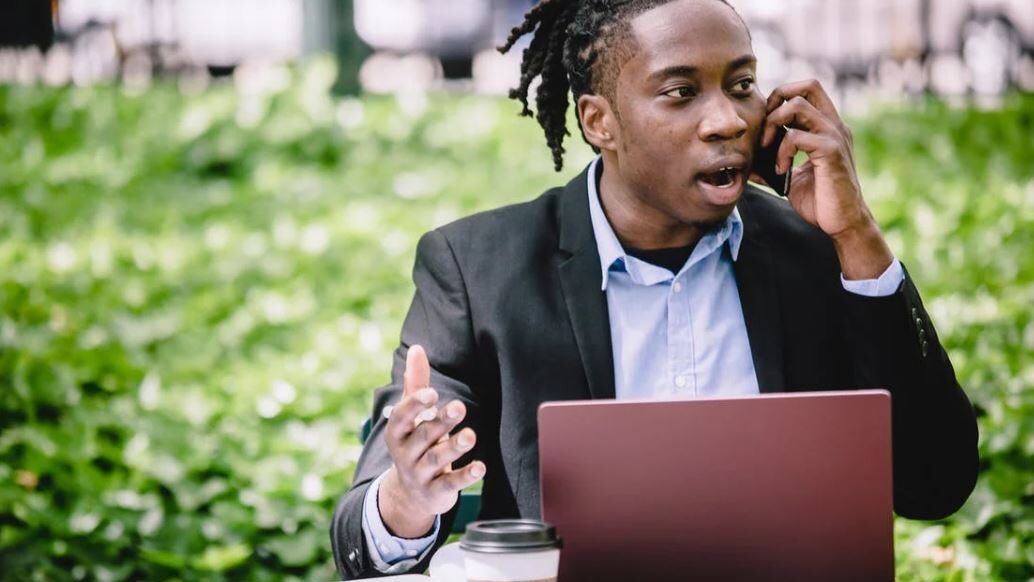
346, 542, 466, 581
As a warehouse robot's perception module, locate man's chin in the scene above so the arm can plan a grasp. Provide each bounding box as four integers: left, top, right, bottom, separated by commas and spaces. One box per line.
688, 181, 743, 226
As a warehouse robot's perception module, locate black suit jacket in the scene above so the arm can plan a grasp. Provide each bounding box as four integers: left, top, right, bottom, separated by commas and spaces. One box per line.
331, 163, 979, 579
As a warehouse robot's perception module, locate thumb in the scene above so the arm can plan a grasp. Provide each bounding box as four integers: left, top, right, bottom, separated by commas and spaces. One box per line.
748, 171, 769, 189
403, 344, 431, 397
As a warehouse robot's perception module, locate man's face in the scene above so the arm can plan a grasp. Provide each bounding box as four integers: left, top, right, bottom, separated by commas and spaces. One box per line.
610, 0, 766, 229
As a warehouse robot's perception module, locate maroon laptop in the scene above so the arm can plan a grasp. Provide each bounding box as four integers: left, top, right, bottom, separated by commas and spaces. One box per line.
538, 390, 894, 581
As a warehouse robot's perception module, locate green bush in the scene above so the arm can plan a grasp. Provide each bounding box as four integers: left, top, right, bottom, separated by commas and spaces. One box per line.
0, 61, 1031, 580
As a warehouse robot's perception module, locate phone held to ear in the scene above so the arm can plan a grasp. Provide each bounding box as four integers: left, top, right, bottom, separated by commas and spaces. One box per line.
752, 125, 792, 197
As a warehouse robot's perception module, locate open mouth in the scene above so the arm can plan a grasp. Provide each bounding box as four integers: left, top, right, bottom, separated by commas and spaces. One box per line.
699, 167, 743, 188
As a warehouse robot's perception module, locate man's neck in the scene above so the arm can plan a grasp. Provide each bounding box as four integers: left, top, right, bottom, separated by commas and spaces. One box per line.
597, 157, 706, 251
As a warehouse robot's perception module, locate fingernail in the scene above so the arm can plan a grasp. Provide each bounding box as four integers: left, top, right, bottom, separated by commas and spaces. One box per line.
416, 388, 435, 405
416, 407, 438, 423
470, 463, 484, 478
458, 434, 473, 449
446, 403, 462, 420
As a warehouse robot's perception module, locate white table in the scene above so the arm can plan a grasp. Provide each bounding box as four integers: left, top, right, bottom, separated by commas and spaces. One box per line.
345, 542, 466, 581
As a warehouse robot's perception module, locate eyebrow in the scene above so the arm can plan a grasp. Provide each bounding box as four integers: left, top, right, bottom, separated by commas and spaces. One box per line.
648, 55, 757, 81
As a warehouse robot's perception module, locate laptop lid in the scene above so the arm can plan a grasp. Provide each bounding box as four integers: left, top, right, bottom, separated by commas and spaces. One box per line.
538, 390, 894, 581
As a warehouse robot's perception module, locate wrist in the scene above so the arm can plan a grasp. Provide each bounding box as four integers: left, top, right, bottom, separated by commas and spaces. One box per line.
378, 469, 437, 539
832, 219, 894, 281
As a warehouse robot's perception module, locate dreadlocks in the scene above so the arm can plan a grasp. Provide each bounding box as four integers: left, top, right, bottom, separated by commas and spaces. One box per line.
498, 0, 735, 171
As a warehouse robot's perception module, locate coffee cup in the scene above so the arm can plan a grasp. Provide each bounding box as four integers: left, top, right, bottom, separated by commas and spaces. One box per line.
459, 519, 562, 582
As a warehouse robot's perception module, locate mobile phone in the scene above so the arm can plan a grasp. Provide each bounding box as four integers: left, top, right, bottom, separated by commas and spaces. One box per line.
752, 125, 792, 197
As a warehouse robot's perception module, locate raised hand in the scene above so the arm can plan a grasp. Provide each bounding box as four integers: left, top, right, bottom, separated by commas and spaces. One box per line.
762, 79, 893, 280
377, 345, 485, 538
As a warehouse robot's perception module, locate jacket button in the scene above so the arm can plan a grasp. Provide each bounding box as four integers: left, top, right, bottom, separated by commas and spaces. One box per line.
921, 340, 929, 357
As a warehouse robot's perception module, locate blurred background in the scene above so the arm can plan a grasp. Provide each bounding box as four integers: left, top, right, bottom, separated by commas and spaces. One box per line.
0, 1, 1031, 581
3, 0, 1034, 100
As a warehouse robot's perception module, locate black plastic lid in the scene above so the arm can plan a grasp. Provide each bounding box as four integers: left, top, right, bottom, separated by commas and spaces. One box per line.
460, 519, 562, 554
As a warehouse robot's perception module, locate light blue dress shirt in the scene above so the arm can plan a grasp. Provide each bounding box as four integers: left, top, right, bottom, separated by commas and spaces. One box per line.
590, 161, 759, 399
360, 156, 905, 570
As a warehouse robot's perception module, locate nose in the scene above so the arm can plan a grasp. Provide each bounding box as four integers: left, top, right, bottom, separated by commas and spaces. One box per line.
697, 94, 748, 142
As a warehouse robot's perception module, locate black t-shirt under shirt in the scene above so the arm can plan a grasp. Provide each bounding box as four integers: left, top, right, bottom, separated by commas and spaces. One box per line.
623, 244, 695, 275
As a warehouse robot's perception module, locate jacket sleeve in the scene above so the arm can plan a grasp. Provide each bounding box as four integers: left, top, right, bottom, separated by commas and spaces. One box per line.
330, 228, 486, 579
841, 263, 979, 519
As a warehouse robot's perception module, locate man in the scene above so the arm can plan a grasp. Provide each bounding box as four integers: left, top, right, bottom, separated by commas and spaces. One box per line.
330, 0, 979, 577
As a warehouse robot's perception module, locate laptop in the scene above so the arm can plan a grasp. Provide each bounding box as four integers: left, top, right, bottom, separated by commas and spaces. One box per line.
538, 390, 894, 581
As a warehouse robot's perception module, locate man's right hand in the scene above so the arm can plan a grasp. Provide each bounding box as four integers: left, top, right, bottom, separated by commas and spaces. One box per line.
377, 344, 485, 538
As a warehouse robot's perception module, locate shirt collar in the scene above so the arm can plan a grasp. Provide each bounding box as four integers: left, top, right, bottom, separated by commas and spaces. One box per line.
586, 156, 744, 291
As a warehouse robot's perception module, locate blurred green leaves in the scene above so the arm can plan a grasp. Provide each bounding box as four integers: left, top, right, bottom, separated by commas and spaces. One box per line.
854, 96, 1034, 581
0, 62, 1031, 580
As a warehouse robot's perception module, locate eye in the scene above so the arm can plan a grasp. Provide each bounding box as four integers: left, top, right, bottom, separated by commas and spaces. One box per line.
662, 86, 697, 99
731, 77, 755, 94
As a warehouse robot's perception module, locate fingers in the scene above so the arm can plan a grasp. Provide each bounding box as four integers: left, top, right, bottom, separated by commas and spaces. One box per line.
414, 427, 477, 481
765, 79, 851, 147
763, 79, 856, 178
403, 345, 431, 398
766, 78, 839, 120
776, 128, 839, 175
762, 96, 836, 147
385, 345, 437, 444
397, 399, 469, 465
385, 387, 437, 443
381, 344, 485, 510
431, 460, 486, 495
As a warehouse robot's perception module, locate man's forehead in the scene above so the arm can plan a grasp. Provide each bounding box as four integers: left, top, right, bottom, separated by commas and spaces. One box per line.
628, 0, 753, 75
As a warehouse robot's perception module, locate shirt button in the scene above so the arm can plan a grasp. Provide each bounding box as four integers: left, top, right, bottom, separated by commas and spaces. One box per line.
406, 549, 418, 557
673, 282, 683, 293
675, 375, 688, 388
379, 543, 389, 554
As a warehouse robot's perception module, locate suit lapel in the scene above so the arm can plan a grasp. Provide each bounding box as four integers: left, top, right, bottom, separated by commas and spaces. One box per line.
556, 164, 616, 401
733, 191, 786, 393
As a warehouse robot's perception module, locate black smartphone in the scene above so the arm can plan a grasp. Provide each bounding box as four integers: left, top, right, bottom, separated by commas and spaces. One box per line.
752, 125, 792, 197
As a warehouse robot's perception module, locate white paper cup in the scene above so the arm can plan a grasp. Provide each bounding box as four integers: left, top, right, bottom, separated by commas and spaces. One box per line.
459, 520, 562, 582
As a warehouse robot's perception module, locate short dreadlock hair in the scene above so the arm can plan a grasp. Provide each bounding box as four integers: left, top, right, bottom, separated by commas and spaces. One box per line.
498, 0, 737, 171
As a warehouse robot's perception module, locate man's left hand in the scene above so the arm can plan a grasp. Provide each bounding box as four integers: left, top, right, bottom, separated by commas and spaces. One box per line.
761, 79, 894, 280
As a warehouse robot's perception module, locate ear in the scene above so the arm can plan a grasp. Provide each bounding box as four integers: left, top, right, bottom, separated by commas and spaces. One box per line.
577, 93, 619, 153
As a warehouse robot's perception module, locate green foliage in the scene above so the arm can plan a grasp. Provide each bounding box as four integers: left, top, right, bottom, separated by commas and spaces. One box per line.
0, 60, 1031, 580
854, 96, 1034, 581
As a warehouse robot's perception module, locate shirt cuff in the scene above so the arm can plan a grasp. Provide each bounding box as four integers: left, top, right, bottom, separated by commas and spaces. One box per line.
361, 471, 440, 573
840, 258, 904, 297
